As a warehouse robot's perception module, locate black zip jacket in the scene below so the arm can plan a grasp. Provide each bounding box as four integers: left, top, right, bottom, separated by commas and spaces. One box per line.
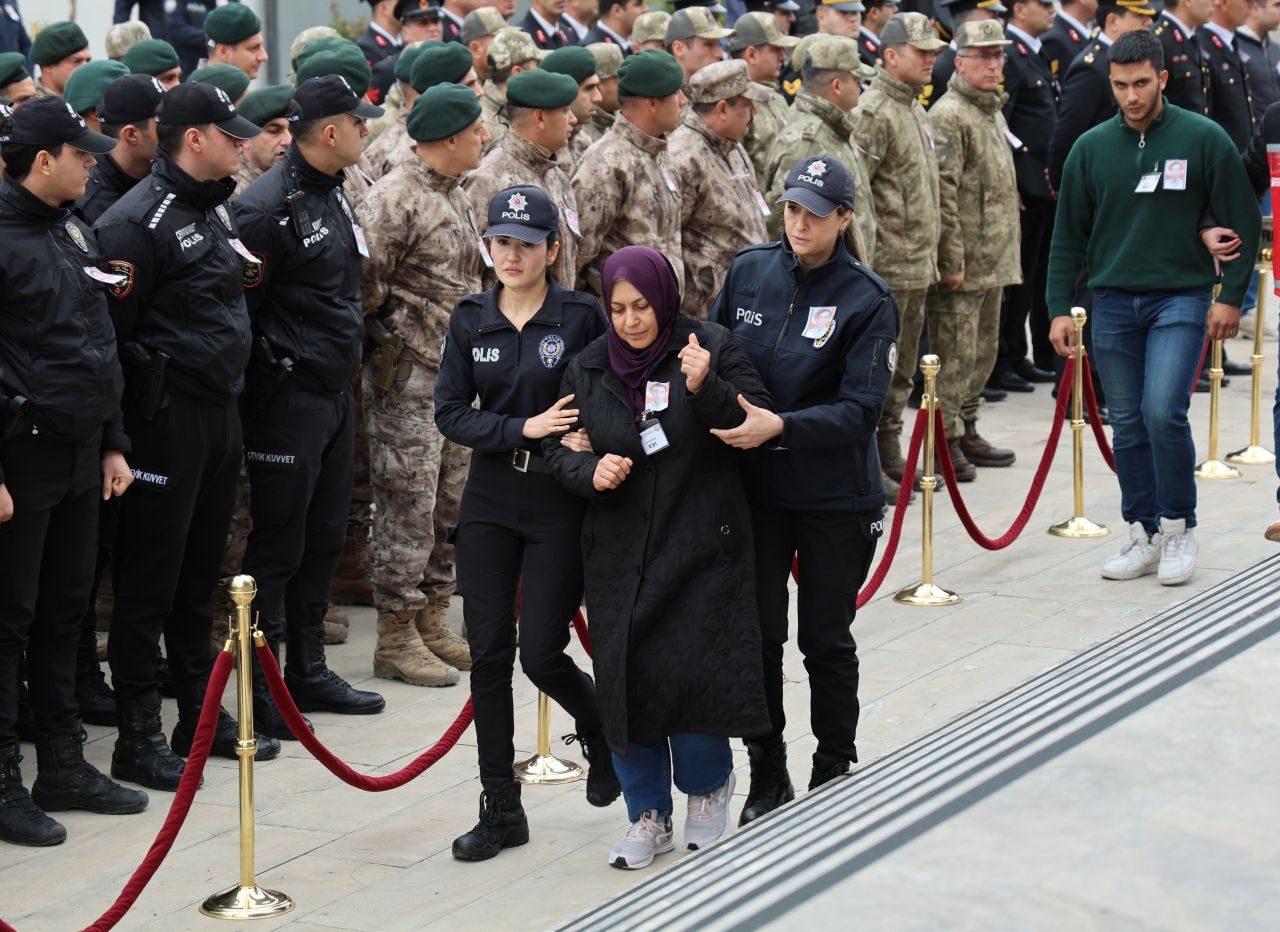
233, 146, 365, 395
0, 179, 128, 484
76, 153, 143, 226
93, 149, 253, 401
710, 238, 899, 514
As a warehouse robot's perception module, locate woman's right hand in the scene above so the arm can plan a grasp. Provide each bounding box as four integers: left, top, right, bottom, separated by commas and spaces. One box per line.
592, 453, 633, 491
522, 394, 578, 439
0, 483, 12, 523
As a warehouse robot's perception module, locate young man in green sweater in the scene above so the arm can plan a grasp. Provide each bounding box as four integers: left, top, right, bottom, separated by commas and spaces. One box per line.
1046, 28, 1260, 586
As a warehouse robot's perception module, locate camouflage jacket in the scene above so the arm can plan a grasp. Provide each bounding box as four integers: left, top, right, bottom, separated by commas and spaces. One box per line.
366, 81, 404, 145
344, 154, 378, 208
581, 108, 615, 144
479, 80, 510, 152
232, 156, 264, 201
572, 113, 683, 285
851, 67, 940, 290
930, 74, 1021, 290
556, 126, 593, 177
763, 92, 876, 267
357, 155, 483, 370
363, 110, 411, 181
462, 129, 580, 289
742, 82, 791, 190
666, 114, 769, 317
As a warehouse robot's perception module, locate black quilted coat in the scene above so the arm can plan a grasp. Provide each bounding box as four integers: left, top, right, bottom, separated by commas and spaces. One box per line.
544, 316, 772, 755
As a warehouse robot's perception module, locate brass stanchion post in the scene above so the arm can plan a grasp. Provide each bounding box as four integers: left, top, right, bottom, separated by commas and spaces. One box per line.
201, 575, 294, 920
1050, 307, 1109, 538
513, 691, 583, 784
1195, 332, 1243, 479
1227, 217, 1275, 466
895, 355, 960, 606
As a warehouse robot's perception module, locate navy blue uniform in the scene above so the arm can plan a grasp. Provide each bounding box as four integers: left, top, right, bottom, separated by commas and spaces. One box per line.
1049, 38, 1114, 192
356, 24, 401, 70
1154, 12, 1210, 116
1237, 28, 1280, 123
1200, 27, 1254, 153
0, 0, 31, 71
166, 0, 242, 78
711, 237, 897, 763
520, 11, 577, 50
115, 1, 166, 38
435, 282, 606, 792
1040, 14, 1091, 82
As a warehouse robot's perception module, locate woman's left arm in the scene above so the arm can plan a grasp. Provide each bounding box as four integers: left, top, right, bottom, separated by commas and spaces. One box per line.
687, 323, 774, 430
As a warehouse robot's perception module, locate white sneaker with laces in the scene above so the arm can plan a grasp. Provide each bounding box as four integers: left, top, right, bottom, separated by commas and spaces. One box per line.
684, 771, 736, 851
1101, 522, 1163, 580
1157, 517, 1197, 586
609, 810, 675, 870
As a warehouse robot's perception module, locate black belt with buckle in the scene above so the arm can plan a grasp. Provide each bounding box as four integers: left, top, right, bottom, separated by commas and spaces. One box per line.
503, 449, 550, 474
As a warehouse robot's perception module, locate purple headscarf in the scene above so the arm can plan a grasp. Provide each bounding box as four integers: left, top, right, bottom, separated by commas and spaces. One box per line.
602, 245, 682, 420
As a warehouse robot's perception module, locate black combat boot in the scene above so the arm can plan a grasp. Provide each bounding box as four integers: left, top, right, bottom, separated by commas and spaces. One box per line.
564, 730, 621, 808
171, 703, 282, 762
452, 783, 530, 861
0, 746, 66, 846
75, 623, 116, 727
31, 729, 148, 815
112, 694, 190, 792
252, 658, 313, 740
284, 625, 385, 715
739, 738, 795, 826
808, 752, 851, 791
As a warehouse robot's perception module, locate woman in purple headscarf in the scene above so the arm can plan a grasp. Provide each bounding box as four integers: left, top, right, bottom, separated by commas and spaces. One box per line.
544, 245, 774, 870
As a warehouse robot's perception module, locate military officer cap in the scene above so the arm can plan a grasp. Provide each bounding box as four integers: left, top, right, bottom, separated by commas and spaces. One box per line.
65, 60, 130, 115
204, 4, 263, 45
407, 83, 482, 141
631, 12, 673, 47
396, 0, 442, 21
939, 0, 1008, 11
0, 95, 115, 154
100, 74, 166, 126
105, 21, 152, 61
806, 34, 877, 79
955, 19, 1012, 48
1099, 0, 1158, 16
666, 8, 734, 45
237, 84, 296, 127
411, 43, 474, 92
0, 53, 27, 90
462, 6, 509, 43
31, 21, 89, 67
778, 153, 855, 215
189, 63, 252, 102
880, 12, 947, 50
688, 59, 772, 103
488, 27, 547, 72
617, 49, 686, 98
729, 12, 800, 52
744, 0, 801, 11
124, 39, 180, 77
297, 44, 375, 97
541, 46, 598, 85
158, 80, 261, 137
586, 43, 624, 79
484, 185, 559, 243
507, 69, 580, 108
820, 0, 866, 13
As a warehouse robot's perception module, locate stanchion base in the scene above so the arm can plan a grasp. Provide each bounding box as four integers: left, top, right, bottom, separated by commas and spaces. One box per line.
1195, 458, 1243, 479
200, 884, 294, 920
513, 753, 583, 785
1048, 515, 1110, 538
893, 583, 961, 606
1225, 445, 1276, 466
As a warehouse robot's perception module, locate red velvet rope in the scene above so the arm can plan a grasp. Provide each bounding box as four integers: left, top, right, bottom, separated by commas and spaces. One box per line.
1080, 356, 1117, 473
1189, 333, 1210, 395
570, 610, 592, 658
855, 406, 927, 607
253, 642, 473, 791
934, 359, 1073, 550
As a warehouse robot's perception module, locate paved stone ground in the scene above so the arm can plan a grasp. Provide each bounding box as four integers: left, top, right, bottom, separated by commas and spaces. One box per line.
1, 332, 1276, 931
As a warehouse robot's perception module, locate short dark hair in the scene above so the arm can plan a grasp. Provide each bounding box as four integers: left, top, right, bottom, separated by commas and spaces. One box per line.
156, 121, 206, 155
0, 141, 63, 180
1108, 28, 1163, 71
290, 117, 327, 144
802, 62, 844, 91
598, 0, 620, 16
489, 62, 514, 84
506, 101, 533, 124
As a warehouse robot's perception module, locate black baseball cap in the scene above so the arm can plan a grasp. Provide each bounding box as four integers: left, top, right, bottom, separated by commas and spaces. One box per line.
0, 96, 115, 155
290, 75, 383, 122
100, 73, 165, 127
484, 185, 558, 243
778, 153, 855, 216
156, 81, 260, 139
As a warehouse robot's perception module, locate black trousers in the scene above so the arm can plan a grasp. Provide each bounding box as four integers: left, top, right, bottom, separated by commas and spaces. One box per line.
109, 393, 241, 720
240, 388, 354, 649
78, 498, 118, 679
750, 505, 879, 763
0, 432, 101, 752
998, 194, 1056, 375
457, 456, 600, 791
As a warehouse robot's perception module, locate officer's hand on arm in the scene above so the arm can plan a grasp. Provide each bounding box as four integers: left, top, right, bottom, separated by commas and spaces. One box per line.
0, 483, 12, 523
941, 271, 964, 291
522, 394, 579, 439
1207, 302, 1242, 341
1200, 226, 1242, 266
677, 333, 710, 394
101, 451, 133, 500
710, 394, 784, 449
560, 427, 594, 453
592, 453, 633, 491
1049, 316, 1078, 357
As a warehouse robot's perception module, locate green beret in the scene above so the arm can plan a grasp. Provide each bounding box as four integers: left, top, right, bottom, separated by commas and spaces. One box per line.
237, 84, 295, 126
393, 43, 428, 84
31, 21, 89, 67
296, 36, 352, 71
540, 46, 597, 86
409, 43, 472, 93
124, 39, 180, 76
506, 69, 580, 109
64, 60, 130, 114
616, 50, 684, 100
188, 63, 251, 102
296, 44, 372, 97
0, 52, 28, 89
204, 4, 262, 45
407, 83, 482, 142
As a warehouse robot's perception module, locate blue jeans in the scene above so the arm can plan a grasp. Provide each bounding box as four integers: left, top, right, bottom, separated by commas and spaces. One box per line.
1091, 287, 1209, 533
611, 733, 733, 823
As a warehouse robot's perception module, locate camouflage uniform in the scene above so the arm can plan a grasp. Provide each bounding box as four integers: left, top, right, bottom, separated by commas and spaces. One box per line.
479, 80, 510, 149
363, 109, 411, 181
743, 85, 792, 190
462, 129, 581, 289
582, 108, 615, 143
928, 71, 1021, 439
557, 127, 593, 177
231, 157, 265, 200
366, 80, 405, 144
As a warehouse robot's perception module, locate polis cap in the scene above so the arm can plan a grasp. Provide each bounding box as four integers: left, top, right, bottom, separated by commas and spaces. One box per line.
778, 153, 855, 216
484, 185, 559, 242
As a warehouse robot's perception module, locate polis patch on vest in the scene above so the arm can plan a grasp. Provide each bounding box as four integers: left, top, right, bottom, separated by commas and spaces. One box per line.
538, 333, 565, 368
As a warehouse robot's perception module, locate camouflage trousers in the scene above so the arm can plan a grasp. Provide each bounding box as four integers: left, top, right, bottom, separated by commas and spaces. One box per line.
927, 286, 1002, 440
878, 287, 929, 437
364, 362, 470, 615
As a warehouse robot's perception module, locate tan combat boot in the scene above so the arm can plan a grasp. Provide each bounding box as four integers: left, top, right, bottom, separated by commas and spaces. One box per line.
416, 596, 472, 671
373, 611, 459, 687
323, 604, 349, 645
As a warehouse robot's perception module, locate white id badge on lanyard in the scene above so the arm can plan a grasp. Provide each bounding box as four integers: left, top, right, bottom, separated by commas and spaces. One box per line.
639, 413, 670, 456
1134, 172, 1161, 194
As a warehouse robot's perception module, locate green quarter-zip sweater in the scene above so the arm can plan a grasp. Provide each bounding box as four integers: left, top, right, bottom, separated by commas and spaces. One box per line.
1047, 99, 1261, 314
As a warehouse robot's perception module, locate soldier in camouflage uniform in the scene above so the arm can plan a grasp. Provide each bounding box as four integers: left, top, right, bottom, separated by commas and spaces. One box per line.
667, 60, 771, 317
357, 85, 490, 687
360, 43, 428, 176
730, 12, 799, 190
541, 46, 604, 176
464, 70, 584, 289
630, 10, 673, 52
231, 85, 294, 198
582, 43, 623, 143
851, 13, 944, 490
573, 50, 686, 287
480, 28, 547, 151
927, 20, 1022, 479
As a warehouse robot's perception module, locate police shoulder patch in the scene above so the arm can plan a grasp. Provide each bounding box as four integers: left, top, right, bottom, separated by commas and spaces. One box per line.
243, 252, 266, 288
105, 260, 135, 299
887, 342, 898, 373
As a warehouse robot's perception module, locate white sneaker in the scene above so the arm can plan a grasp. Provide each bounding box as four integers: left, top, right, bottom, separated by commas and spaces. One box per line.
684, 771, 736, 851
1157, 517, 1197, 586
1101, 522, 1163, 580
609, 810, 675, 870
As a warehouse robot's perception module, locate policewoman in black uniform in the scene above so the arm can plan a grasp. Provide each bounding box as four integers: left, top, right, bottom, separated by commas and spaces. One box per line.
435, 185, 617, 862
710, 155, 899, 822
0, 98, 147, 847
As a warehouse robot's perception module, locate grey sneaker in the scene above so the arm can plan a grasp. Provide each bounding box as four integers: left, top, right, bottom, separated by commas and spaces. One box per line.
1157, 517, 1197, 586
684, 771, 736, 851
1101, 522, 1162, 580
609, 809, 675, 870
